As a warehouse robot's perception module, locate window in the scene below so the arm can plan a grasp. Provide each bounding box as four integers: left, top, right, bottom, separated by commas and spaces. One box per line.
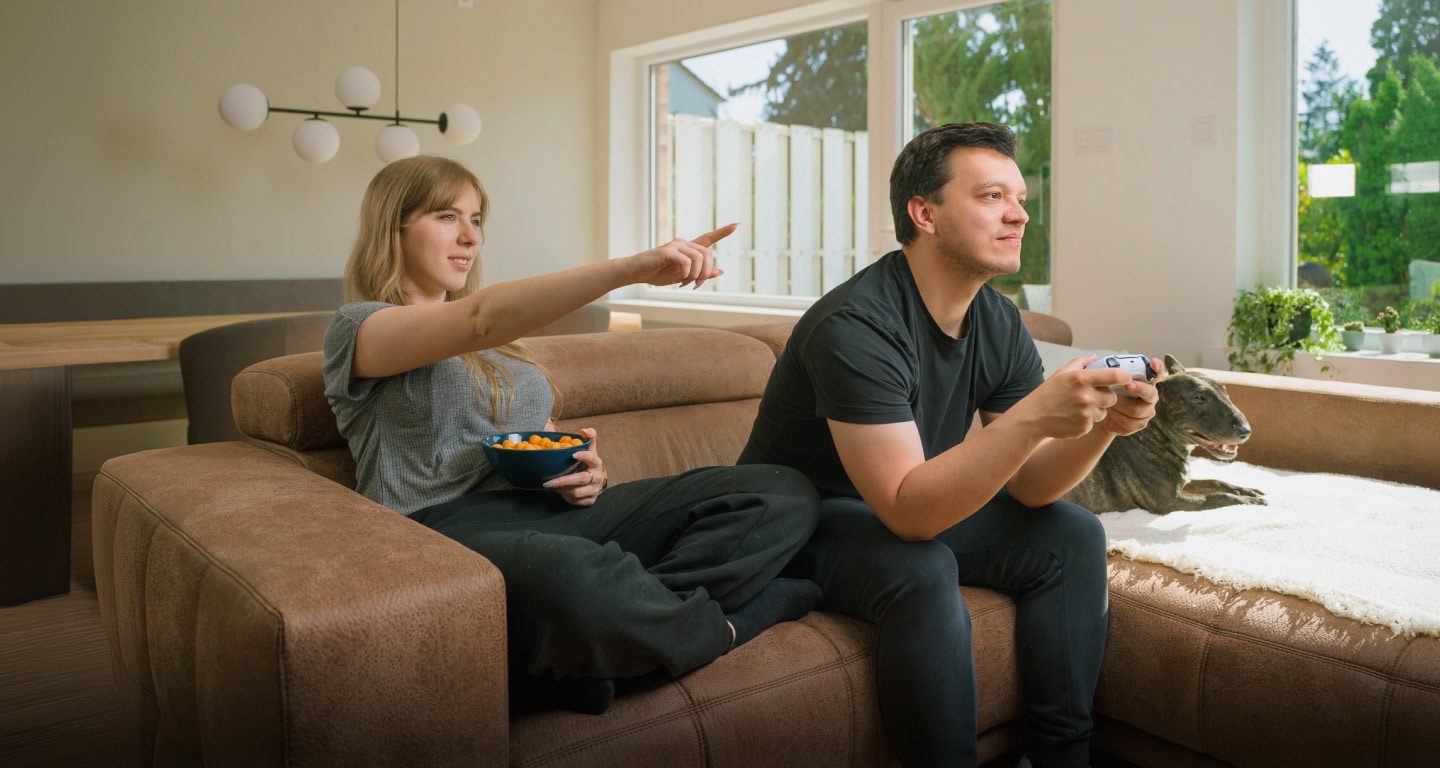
1296, 0, 1440, 334
899, 0, 1052, 308
650, 24, 869, 302
625, 0, 1054, 315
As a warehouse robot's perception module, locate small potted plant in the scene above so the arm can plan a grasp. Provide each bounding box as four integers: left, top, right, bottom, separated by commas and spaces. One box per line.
1227, 285, 1341, 373
1376, 305, 1403, 354
1424, 314, 1440, 358
1341, 320, 1367, 351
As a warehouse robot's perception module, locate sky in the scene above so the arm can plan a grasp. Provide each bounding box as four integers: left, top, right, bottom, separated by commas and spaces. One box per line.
683, 2, 1384, 122
1296, 0, 1382, 104
681, 40, 786, 124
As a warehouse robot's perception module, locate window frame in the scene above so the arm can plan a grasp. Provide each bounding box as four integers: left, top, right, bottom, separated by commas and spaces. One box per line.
606, 0, 1015, 325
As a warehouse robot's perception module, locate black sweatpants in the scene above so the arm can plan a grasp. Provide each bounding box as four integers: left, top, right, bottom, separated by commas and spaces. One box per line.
783, 490, 1108, 768
410, 464, 819, 681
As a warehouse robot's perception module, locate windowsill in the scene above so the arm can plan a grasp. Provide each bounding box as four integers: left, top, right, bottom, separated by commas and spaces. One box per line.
1200, 346, 1440, 392
607, 299, 806, 329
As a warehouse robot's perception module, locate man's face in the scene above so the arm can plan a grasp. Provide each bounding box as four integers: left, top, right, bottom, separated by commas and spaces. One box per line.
920, 147, 1029, 278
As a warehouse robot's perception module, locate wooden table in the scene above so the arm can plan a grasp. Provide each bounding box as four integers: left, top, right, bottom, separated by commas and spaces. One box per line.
0, 314, 304, 604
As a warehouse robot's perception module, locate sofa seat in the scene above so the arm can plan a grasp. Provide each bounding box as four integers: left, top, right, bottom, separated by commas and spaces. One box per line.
508, 597, 1027, 768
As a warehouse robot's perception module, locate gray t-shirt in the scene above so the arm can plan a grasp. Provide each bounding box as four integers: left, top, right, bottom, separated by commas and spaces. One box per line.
322, 301, 552, 515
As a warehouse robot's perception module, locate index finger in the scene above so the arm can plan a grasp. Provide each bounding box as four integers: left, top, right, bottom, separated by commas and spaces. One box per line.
690, 222, 739, 248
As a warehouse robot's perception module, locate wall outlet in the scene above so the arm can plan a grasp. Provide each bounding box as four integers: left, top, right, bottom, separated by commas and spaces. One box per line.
1074, 124, 1113, 153
1192, 115, 1217, 145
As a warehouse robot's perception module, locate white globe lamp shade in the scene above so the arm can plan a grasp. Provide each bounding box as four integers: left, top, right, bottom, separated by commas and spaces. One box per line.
334, 66, 382, 111
218, 83, 269, 131
440, 103, 482, 145
292, 119, 340, 163
375, 124, 421, 163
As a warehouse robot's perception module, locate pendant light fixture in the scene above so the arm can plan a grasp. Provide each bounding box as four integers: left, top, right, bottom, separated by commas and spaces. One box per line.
218, 0, 481, 163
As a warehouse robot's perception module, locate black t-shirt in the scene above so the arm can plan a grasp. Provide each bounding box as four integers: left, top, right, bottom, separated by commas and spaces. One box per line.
738, 250, 1043, 498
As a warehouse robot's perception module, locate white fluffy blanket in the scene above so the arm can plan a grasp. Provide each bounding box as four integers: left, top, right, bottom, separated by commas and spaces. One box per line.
1097, 459, 1440, 637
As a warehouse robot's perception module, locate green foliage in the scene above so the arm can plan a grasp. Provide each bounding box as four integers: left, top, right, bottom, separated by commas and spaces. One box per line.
1316, 286, 1374, 325
1366, 0, 1440, 94
1227, 286, 1342, 374
1343, 320, 1366, 332
1401, 297, 1440, 331
730, 22, 868, 132
1299, 42, 1359, 165
1376, 305, 1402, 333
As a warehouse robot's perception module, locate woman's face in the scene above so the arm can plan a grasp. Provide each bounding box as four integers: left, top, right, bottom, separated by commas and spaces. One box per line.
398, 185, 482, 304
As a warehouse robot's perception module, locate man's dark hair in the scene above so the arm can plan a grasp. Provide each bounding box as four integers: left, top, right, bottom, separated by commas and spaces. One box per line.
888, 122, 1017, 245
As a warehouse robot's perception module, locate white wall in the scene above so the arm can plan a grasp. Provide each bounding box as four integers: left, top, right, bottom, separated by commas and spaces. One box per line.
0, 0, 598, 289
1052, 0, 1291, 359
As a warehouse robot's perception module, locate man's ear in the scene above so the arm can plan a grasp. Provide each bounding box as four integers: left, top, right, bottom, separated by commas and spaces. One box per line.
906, 195, 936, 237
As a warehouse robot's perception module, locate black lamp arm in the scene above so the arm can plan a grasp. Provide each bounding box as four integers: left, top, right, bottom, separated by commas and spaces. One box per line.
266, 106, 442, 127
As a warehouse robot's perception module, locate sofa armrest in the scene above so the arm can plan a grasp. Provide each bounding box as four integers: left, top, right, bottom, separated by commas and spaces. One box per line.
1199, 368, 1440, 491
91, 442, 509, 767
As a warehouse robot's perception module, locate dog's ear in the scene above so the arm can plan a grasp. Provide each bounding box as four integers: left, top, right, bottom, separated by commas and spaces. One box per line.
1164, 354, 1186, 375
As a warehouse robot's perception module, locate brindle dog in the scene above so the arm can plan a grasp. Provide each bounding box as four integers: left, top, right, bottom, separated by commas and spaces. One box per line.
1065, 355, 1266, 514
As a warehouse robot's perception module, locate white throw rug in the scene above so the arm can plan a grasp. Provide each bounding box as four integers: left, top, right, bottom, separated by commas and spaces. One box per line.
1097, 458, 1440, 638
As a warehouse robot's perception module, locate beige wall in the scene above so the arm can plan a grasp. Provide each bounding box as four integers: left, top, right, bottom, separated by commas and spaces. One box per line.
0, 0, 598, 289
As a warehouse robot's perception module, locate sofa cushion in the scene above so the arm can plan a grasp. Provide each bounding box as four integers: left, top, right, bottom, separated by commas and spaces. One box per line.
232, 328, 780, 485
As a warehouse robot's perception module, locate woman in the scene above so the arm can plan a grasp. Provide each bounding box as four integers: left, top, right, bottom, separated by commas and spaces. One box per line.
322, 155, 820, 714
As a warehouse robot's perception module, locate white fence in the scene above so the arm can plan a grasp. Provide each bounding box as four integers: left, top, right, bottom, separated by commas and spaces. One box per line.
656, 114, 869, 298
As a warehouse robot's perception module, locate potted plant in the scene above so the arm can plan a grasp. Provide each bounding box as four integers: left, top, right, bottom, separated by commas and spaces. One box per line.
1376, 305, 1403, 354
1424, 314, 1440, 358
1227, 285, 1341, 374
1341, 320, 1367, 351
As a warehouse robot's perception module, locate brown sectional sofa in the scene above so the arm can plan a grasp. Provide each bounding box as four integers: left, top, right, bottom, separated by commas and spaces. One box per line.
91, 314, 1440, 767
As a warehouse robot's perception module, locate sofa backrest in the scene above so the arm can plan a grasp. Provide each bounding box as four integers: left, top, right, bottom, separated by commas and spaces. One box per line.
232, 327, 780, 489
231, 312, 1075, 490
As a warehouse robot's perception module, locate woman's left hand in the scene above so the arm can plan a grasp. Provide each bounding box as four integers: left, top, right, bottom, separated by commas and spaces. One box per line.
543, 427, 606, 506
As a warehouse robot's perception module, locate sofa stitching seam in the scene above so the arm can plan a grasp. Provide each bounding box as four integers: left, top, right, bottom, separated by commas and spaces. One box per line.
1108, 589, 1431, 688
100, 467, 292, 762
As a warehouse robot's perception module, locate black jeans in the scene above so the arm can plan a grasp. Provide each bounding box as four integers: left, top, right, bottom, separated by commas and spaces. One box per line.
783, 490, 1108, 768
410, 464, 819, 681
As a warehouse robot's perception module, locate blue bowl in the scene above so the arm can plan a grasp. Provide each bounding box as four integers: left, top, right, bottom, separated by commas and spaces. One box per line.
479, 431, 590, 489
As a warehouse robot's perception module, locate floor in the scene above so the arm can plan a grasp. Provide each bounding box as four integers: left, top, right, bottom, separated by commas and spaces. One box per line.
0, 473, 123, 767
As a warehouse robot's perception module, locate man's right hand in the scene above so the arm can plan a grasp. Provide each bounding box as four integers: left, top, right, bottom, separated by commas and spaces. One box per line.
1011, 356, 1134, 440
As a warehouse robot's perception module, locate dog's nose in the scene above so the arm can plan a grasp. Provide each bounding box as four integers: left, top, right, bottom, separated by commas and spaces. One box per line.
1235, 421, 1252, 441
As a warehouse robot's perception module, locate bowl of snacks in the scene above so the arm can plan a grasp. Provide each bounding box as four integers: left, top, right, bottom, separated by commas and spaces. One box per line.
479, 431, 590, 489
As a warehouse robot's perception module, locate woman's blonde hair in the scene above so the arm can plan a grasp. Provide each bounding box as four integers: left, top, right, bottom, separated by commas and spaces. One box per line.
344, 155, 555, 420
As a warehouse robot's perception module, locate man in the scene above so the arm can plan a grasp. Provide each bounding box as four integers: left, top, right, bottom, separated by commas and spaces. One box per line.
739, 122, 1160, 767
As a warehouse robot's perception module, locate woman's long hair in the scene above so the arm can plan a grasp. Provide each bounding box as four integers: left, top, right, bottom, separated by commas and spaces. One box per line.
344, 155, 555, 421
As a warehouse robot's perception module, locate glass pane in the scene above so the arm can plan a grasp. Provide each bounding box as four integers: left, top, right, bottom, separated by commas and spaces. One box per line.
903, 0, 1053, 309
1296, 0, 1440, 337
649, 22, 869, 300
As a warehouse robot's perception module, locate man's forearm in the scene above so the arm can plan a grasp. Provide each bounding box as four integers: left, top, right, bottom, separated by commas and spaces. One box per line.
1005, 428, 1113, 507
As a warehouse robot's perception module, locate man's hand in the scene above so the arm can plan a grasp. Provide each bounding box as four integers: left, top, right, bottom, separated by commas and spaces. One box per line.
626, 223, 737, 289
1094, 355, 1161, 436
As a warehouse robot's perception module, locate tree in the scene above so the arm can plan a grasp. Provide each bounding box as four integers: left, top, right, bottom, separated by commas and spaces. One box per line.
1390, 56, 1440, 274
1367, 0, 1440, 93
909, 1, 1052, 288
731, 21, 867, 132
1298, 41, 1359, 164
1337, 67, 1408, 287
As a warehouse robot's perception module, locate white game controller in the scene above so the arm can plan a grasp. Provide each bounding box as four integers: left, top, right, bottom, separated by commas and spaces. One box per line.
1085, 354, 1156, 398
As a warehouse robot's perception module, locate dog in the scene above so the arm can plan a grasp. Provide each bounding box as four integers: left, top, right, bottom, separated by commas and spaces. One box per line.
1064, 355, 1265, 514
